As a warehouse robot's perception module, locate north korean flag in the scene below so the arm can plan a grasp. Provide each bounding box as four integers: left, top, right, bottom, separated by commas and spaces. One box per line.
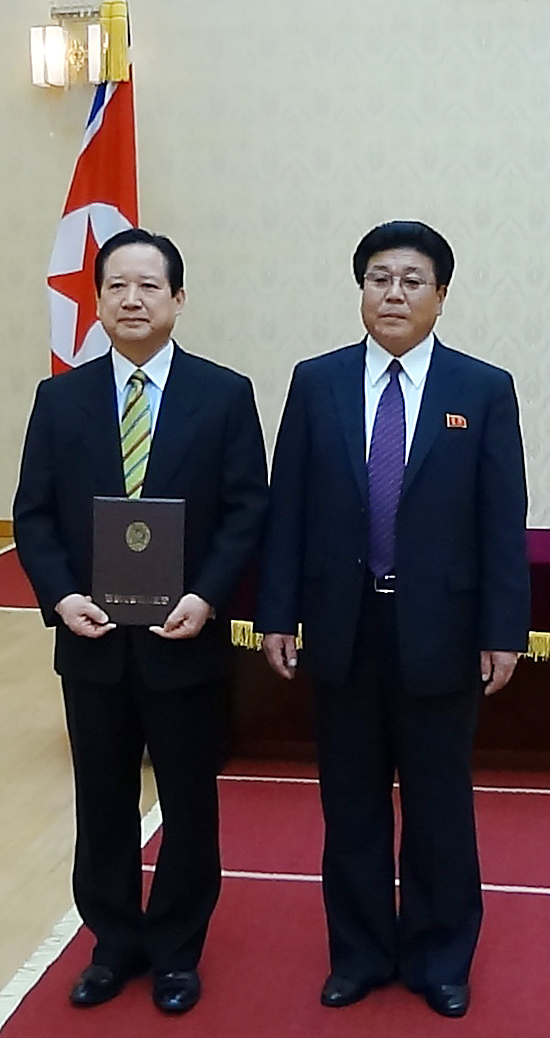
47, 78, 138, 374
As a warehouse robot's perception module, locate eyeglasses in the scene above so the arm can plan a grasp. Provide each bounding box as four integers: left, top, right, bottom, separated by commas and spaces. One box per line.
363, 272, 436, 294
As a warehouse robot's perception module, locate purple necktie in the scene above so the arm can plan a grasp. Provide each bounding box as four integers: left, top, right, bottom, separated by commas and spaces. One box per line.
367, 359, 405, 578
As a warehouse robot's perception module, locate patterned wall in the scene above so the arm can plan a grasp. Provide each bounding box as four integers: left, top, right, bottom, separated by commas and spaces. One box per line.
133, 0, 550, 524
2, 0, 550, 524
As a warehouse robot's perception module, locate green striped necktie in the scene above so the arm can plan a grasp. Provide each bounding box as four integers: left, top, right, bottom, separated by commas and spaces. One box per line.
120, 369, 151, 498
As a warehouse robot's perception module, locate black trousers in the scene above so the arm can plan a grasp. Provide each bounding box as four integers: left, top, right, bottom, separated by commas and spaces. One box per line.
62, 651, 223, 973
314, 581, 482, 989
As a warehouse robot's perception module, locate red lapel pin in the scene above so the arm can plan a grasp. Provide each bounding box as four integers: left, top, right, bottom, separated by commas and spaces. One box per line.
446, 413, 468, 429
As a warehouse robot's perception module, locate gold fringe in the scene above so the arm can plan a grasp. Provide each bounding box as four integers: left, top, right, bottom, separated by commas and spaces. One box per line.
230, 621, 263, 651
525, 631, 550, 662
230, 623, 550, 663
230, 621, 303, 651
100, 1, 130, 82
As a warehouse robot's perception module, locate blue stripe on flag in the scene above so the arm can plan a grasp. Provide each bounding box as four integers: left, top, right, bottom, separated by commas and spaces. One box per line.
87, 83, 108, 127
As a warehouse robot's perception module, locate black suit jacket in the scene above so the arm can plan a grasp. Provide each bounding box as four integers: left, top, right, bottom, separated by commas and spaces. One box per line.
256, 338, 530, 695
14, 345, 268, 690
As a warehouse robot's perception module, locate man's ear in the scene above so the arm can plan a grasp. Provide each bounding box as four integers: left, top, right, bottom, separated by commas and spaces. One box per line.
436, 284, 447, 316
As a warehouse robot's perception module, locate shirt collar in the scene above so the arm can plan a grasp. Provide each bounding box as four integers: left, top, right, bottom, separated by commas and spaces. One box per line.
111, 339, 175, 393
365, 332, 434, 388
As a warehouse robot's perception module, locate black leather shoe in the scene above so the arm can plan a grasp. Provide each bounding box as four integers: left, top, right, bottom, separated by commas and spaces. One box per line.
152, 969, 201, 1014
423, 983, 470, 1018
69, 964, 131, 1007
320, 974, 377, 1008
70, 957, 149, 1007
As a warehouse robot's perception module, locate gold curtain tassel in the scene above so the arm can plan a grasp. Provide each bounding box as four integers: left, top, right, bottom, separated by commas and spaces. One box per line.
108, 1, 130, 81
99, 1, 111, 82
100, 1, 130, 82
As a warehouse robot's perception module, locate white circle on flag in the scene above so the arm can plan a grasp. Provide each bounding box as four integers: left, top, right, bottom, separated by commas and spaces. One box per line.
48, 203, 133, 367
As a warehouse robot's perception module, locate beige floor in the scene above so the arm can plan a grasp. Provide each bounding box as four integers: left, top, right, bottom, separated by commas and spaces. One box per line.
0, 605, 158, 990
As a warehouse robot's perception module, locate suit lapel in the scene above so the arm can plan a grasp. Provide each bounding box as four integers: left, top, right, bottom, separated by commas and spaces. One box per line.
77, 354, 125, 492
401, 339, 466, 498
331, 342, 368, 509
143, 345, 207, 495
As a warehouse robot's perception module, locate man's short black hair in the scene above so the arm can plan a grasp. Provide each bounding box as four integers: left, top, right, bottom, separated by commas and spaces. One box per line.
352, 220, 455, 289
94, 227, 185, 296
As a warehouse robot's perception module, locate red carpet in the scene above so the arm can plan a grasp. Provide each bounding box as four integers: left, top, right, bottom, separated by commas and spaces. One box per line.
0, 548, 37, 609
2, 765, 550, 1037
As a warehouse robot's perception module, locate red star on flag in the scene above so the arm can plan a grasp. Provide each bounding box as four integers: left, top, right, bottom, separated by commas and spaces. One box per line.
48, 216, 100, 360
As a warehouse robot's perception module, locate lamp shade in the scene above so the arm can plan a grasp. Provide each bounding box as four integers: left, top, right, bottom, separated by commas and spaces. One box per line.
30, 25, 68, 87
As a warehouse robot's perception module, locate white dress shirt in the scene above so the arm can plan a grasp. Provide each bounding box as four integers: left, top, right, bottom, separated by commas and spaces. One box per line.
111, 339, 174, 435
364, 333, 435, 462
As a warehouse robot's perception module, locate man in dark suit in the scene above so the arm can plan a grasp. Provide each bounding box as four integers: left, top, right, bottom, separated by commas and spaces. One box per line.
14, 228, 267, 1013
257, 221, 529, 1018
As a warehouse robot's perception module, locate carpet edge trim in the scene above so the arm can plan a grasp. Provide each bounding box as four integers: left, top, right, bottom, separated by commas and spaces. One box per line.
141, 799, 162, 845
150, 865, 550, 898
221, 775, 550, 795
0, 907, 82, 1030
0, 801, 161, 1031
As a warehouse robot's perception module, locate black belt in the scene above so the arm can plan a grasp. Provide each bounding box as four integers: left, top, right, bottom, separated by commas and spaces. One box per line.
373, 573, 396, 594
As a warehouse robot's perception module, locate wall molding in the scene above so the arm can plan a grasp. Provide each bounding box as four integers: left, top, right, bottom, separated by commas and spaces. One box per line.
0, 520, 13, 539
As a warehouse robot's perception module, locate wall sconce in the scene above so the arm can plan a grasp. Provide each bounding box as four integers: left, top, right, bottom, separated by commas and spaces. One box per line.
31, 2, 129, 87
31, 4, 103, 87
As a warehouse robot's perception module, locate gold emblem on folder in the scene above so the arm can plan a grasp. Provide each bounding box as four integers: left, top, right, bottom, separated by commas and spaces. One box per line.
125, 521, 151, 553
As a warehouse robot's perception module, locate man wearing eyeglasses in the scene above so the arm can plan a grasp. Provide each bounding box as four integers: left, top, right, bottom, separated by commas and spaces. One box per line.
257, 221, 529, 1018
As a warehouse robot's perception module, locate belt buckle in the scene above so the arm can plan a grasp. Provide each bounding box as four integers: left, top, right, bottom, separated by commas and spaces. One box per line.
373, 574, 396, 594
